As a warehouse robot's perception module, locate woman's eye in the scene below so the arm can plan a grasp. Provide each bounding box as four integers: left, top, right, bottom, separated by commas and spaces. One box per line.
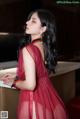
32, 20, 36, 23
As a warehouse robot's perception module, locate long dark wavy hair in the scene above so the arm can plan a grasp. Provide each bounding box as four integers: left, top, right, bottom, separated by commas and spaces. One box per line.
19, 9, 57, 73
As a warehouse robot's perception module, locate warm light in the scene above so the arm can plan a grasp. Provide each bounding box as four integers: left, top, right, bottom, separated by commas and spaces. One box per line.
0, 32, 9, 35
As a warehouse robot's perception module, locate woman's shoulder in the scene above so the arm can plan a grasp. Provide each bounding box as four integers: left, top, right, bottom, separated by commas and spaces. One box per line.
25, 43, 40, 55
22, 43, 37, 62
25, 43, 42, 61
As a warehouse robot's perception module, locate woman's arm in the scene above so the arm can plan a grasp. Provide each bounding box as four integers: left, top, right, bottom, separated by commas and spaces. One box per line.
15, 47, 36, 90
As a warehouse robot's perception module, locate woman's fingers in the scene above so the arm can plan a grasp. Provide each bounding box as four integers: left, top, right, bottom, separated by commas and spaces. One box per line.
3, 78, 14, 86
0, 73, 16, 80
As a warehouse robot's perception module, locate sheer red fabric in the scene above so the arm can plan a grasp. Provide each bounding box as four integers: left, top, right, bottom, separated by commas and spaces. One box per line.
16, 42, 68, 119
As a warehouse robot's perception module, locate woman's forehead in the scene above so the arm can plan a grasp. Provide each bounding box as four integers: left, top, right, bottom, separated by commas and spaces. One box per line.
31, 12, 39, 19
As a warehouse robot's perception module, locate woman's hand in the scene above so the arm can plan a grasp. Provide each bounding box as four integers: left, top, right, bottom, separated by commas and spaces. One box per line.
0, 73, 16, 86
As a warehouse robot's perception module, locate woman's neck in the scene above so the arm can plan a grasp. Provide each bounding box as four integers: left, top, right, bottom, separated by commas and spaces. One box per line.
31, 35, 42, 42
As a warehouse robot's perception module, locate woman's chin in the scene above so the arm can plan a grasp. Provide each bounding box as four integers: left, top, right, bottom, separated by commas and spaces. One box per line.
25, 31, 30, 35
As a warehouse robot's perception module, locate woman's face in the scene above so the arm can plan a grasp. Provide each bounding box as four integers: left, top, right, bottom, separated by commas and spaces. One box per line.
25, 12, 44, 39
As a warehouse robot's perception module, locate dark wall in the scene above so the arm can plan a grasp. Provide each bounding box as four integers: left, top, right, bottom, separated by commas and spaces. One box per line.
54, 7, 80, 60
0, 0, 31, 33
0, 34, 19, 62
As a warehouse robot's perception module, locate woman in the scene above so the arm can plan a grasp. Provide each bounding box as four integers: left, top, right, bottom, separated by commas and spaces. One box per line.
3, 9, 68, 119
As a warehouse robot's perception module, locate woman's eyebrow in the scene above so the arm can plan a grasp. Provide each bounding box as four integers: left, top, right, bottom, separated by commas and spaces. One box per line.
31, 17, 37, 20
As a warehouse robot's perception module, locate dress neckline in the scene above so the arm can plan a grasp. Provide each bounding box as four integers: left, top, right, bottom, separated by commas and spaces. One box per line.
31, 38, 42, 44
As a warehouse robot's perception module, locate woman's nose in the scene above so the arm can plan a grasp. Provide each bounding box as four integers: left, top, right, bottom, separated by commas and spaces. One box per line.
26, 21, 28, 25
26, 20, 30, 25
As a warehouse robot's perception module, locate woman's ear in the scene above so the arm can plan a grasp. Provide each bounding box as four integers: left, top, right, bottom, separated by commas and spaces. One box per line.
42, 26, 47, 33
41, 26, 47, 34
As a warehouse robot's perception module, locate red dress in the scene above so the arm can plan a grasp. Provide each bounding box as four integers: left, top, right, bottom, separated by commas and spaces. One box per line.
16, 41, 68, 119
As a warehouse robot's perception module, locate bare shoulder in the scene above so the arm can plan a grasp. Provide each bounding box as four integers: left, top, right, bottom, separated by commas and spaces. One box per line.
22, 46, 35, 64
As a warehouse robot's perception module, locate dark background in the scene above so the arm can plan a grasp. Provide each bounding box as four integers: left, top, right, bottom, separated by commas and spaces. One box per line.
0, 0, 80, 62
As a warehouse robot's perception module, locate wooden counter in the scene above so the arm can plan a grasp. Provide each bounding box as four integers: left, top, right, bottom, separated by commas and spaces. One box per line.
51, 61, 80, 76
0, 87, 19, 119
0, 66, 18, 119
50, 61, 80, 103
